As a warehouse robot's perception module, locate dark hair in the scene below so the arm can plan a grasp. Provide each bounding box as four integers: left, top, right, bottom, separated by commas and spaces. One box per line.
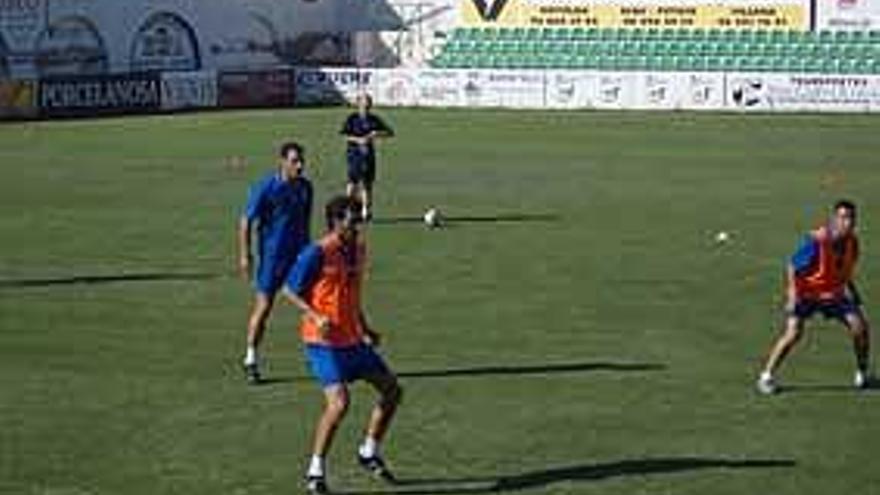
834, 199, 857, 215
325, 195, 362, 229
279, 141, 304, 160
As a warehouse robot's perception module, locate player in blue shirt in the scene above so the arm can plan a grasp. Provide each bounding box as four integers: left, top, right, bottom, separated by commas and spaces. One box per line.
341, 94, 393, 221
237, 141, 313, 384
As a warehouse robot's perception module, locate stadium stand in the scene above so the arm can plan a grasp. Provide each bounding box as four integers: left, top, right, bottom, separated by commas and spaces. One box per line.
431, 28, 880, 73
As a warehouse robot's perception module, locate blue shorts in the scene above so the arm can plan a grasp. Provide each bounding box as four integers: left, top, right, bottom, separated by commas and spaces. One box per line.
790, 296, 859, 322
305, 343, 390, 388
254, 257, 295, 296
347, 151, 376, 185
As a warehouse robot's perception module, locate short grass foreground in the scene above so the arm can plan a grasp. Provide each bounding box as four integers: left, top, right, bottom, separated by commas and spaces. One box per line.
1, 108, 878, 495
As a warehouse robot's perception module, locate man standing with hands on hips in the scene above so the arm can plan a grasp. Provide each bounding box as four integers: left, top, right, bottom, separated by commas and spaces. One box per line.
341, 93, 394, 222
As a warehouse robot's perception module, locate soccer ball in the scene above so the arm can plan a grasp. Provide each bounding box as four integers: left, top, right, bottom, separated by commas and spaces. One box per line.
715, 230, 730, 243
423, 207, 441, 228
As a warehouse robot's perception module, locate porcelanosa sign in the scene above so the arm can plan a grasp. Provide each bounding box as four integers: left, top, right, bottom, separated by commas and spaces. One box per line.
39, 73, 161, 116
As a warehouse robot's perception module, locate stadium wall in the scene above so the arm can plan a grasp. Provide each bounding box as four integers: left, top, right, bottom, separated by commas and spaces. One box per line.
0, 0, 405, 79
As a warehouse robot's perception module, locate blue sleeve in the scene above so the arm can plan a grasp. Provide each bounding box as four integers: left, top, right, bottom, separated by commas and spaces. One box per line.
243, 177, 270, 221
286, 244, 322, 295
790, 235, 817, 275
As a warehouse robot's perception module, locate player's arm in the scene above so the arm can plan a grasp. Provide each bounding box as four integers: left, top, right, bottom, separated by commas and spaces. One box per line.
360, 311, 381, 347
238, 181, 267, 280
845, 237, 862, 305
237, 216, 254, 280
369, 115, 394, 140
281, 245, 329, 333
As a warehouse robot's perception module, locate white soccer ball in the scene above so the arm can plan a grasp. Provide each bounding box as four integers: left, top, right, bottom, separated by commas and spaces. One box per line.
715, 230, 730, 243
423, 207, 441, 228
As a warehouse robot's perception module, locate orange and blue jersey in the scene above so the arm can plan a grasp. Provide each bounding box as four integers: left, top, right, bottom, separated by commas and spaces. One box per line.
285, 233, 367, 348
791, 225, 859, 301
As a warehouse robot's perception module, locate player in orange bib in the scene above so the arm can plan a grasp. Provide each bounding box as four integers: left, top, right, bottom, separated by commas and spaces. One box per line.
283, 195, 402, 494
757, 200, 872, 394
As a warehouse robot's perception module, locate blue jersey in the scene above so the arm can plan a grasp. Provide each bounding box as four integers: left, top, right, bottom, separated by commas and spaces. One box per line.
341, 112, 393, 159
243, 172, 313, 263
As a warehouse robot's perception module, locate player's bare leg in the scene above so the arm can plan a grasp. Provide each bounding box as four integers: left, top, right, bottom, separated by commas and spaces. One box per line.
243, 293, 273, 384
357, 372, 402, 482
844, 310, 872, 388
360, 183, 372, 221
306, 385, 350, 493
758, 316, 804, 394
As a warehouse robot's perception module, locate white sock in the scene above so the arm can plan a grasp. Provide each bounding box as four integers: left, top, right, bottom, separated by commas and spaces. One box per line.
359, 437, 379, 459
308, 455, 324, 477
244, 346, 257, 366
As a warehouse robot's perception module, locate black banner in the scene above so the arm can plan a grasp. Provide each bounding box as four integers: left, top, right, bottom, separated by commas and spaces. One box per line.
39, 73, 162, 117
218, 69, 294, 108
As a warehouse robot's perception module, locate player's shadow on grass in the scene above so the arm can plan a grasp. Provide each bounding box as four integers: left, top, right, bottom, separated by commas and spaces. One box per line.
338, 457, 795, 494
782, 383, 876, 394
0, 272, 219, 289
372, 213, 561, 226
274, 361, 665, 385
396, 361, 665, 380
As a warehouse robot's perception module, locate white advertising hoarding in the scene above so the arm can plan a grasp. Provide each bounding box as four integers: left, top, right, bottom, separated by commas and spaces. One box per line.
295, 67, 379, 105
815, 0, 880, 30
415, 69, 465, 107
460, 69, 546, 108
726, 73, 880, 112
544, 70, 598, 109
592, 72, 638, 109
376, 69, 419, 106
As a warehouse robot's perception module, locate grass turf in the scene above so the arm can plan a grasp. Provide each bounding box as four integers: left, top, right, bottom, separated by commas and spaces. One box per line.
1, 108, 879, 495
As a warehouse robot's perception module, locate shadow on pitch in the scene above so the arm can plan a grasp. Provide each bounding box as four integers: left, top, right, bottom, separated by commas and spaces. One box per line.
782, 383, 877, 394
396, 361, 665, 380
335, 457, 796, 494
0, 272, 219, 289
271, 361, 665, 385
372, 213, 561, 226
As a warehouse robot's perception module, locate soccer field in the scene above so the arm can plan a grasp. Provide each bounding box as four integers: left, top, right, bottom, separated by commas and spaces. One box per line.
1, 108, 878, 495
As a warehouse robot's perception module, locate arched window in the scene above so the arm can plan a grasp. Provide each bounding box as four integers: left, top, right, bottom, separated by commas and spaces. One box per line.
130, 12, 201, 72
34, 16, 109, 76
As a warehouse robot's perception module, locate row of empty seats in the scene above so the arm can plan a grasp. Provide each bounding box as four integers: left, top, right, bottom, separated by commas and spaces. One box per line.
431, 27, 880, 73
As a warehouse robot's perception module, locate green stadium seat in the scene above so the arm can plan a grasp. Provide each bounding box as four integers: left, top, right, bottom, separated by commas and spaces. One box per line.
706, 56, 724, 72
688, 56, 709, 71
803, 58, 824, 73
817, 30, 834, 43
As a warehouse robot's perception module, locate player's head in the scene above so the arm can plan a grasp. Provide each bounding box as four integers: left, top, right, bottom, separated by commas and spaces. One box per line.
279, 141, 305, 175
356, 93, 372, 114
325, 195, 363, 238
831, 199, 857, 237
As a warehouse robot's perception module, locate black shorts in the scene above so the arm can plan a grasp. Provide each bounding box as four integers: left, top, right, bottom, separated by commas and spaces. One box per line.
789, 296, 859, 322
347, 151, 376, 185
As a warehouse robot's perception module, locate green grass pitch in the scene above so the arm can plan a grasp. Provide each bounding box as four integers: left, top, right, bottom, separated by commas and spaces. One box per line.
1, 108, 879, 495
